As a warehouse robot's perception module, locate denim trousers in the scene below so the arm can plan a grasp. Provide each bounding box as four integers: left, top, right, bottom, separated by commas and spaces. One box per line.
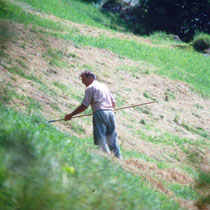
93, 110, 121, 159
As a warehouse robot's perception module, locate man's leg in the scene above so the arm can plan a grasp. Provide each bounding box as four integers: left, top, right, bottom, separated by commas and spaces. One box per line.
106, 112, 122, 159
93, 111, 110, 154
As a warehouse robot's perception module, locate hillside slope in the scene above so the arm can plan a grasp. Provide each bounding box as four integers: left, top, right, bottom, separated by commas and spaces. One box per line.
0, 1, 210, 209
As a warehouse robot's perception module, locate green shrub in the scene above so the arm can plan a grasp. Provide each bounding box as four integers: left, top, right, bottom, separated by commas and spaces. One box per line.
0, 0, 7, 12
191, 33, 210, 52
149, 31, 173, 42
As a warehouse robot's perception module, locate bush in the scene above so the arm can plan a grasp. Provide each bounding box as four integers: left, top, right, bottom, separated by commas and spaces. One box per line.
148, 31, 182, 43
191, 33, 210, 52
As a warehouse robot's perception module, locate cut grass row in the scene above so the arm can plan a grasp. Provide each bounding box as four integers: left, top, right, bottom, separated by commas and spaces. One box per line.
122, 148, 207, 203
0, 104, 180, 210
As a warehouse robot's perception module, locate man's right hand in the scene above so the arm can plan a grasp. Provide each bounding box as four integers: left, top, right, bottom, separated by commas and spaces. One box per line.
64, 113, 73, 121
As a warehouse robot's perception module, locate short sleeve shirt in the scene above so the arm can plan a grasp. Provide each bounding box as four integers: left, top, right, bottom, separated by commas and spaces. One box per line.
82, 80, 115, 113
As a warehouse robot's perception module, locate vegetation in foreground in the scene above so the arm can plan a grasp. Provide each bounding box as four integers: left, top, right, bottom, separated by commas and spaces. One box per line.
0, 104, 180, 210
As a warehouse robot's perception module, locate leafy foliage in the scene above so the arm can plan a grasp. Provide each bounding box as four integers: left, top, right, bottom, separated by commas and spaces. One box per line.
134, 0, 210, 41
191, 33, 210, 52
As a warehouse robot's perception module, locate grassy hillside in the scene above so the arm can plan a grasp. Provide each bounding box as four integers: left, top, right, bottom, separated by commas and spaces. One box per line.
0, 0, 210, 209
1, 0, 210, 97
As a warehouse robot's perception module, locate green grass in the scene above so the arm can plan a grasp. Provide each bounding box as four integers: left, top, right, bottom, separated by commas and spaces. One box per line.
165, 182, 200, 200
180, 165, 199, 179
0, 49, 8, 58
17, 59, 27, 68
0, 83, 43, 114
4, 65, 42, 84
135, 130, 209, 161
49, 58, 69, 68
3, 65, 59, 98
0, 82, 13, 103
81, 63, 95, 71
53, 82, 69, 93
194, 171, 210, 208
41, 48, 71, 68
148, 32, 178, 43
136, 130, 208, 147
116, 65, 146, 78
0, 104, 180, 210
181, 122, 210, 139
69, 121, 85, 134
17, 0, 127, 32
39, 83, 58, 98
143, 92, 157, 101
70, 92, 83, 103
196, 172, 210, 189
122, 148, 156, 162
46, 48, 65, 57
0, 1, 64, 31
135, 129, 209, 165
122, 149, 170, 169
26, 96, 42, 111
173, 116, 210, 139
3, 65, 59, 99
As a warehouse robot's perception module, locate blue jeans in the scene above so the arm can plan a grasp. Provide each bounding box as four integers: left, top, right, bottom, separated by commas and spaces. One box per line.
93, 110, 121, 159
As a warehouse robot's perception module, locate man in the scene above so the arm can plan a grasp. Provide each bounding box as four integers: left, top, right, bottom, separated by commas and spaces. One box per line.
64, 71, 122, 159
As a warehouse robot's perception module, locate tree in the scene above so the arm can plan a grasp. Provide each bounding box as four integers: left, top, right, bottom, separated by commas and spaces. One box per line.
135, 0, 210, 41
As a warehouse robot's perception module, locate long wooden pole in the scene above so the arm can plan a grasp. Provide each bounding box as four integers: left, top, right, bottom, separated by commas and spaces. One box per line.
47, 101, 157, 123
114, 101, 156, 111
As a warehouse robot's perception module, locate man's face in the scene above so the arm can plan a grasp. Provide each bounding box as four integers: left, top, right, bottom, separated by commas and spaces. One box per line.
81, 75, 91, 87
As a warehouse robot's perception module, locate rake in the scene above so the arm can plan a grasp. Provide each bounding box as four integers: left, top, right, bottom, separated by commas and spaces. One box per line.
47, 101, 157, 123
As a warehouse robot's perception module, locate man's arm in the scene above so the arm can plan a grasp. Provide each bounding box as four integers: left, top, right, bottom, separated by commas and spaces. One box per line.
110, 92, 116, 108
64, 104, 87, 121
112, 100, 116, 108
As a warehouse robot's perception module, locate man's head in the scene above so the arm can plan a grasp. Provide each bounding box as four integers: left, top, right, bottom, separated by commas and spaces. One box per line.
80, 71, 96, 87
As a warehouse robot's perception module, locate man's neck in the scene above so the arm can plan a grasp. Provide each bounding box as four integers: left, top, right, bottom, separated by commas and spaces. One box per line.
86, 79, 95, 87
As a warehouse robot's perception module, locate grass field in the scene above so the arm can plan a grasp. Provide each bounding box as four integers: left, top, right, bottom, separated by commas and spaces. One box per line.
0, 0, 210, 209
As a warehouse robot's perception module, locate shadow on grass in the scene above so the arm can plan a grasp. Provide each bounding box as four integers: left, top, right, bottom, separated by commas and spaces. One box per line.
189, 151, 210, 209
0, 0, 16, 44
0, 20, 15, 58
74, 0, 142, 34
195, 171, 210, 209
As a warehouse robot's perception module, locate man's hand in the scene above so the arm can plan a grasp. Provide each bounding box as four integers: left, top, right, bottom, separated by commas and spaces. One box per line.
64, 113, 73, 121
64, 104, 87, 121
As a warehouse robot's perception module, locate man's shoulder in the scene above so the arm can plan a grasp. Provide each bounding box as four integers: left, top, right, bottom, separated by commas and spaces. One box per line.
86, 80, 108, 92
85, 81, 97, 92
88, 80, 101, 88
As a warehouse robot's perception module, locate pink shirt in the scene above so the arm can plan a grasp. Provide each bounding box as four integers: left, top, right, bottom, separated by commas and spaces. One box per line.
82, 80, 115, 113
